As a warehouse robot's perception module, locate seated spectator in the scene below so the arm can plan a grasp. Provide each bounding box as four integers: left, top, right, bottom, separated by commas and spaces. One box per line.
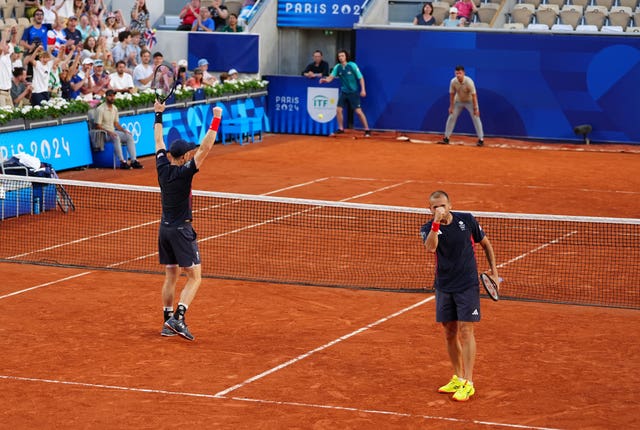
197, 58, 217, 86
192, 7, 216, 32
20, 9, 50, 54
227, 68, 239, 80
81, 36, 98, 62
109, 60, 136, 94
95, 36, 114, 71
11, 67, 32, 107
453, 0, 476, 25
177, 0, 201, 31
64, 16, 84, 54
302, 50, 329, 78
413, 3, 437, 26
111, 31, 138, 70
95, 89, 143, 169
219, 71, 229, 83
133, 49, 154, 91
208, 0, 229, 30
220, 13, 244, 32
442, 7, 463, 27
91, 59, 110, 98
186, 68, 204, 88
102, 13, 119, 51
47, 16, 69, 59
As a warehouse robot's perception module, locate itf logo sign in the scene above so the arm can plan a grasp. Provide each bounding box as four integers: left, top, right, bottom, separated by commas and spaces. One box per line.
307, 87, 338, 123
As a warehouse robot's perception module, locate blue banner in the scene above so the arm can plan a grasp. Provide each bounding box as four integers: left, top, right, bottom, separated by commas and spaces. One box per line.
277, 0, 367, 28
356, 29, 640, 144
156, 97, 268, 145
0, 122, 93, 171
119, 112, 155, 157
265, 75, 340, 135
187, 33, 259, 73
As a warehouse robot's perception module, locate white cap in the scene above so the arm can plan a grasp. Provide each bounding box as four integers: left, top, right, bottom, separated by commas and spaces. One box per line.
449, 7, 458, 13
177, 59, 188, 68
82, 58, 94, 65
228, 68, 238, 75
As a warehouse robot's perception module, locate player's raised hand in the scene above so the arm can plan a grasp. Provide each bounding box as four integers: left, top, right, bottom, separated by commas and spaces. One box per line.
433, 206, 446, 223
212, 106, 222, 118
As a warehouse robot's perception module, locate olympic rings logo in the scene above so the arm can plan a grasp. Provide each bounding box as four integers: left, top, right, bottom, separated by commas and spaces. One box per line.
122, 121, 142, 144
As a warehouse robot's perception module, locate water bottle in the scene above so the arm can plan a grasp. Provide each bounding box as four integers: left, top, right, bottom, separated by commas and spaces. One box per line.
34, 197, 40, 215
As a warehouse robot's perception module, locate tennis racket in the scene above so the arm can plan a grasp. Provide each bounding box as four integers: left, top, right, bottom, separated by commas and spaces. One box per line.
151, 64, 177, 103
479, 273, 500, 301
56, 184, 75, 213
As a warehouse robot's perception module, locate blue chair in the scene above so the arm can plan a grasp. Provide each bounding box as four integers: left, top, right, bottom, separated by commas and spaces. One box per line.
231, 101, 262, 143
215, 102, 251, 145
244, 97, 270, 133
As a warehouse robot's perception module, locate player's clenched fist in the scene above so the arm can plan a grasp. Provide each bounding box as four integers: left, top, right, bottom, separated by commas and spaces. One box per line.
212, 106, 223, 118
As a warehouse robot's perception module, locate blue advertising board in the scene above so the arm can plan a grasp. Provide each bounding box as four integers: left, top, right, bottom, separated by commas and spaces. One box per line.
356, 29, 640, 144
187, 33, 259, 73
277, 0, 367, 28
265, 75, 340, 135
119, 111, 155, 157
0, 121, 93, 171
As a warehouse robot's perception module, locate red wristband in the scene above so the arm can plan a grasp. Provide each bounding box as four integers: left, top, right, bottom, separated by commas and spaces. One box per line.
431, 222, 440, 233
209, 117, 221, 131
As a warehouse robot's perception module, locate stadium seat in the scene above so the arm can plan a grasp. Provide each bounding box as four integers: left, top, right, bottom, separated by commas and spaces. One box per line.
635, 10, 640, 27
546, 0, 567, 8
608, 6, 633, 30
618, 0, 638, 9
224, 0, 243, 16
521, 0, 542, 9
230, 101, 262, 143
477, 3, 500, 24
626, 26, 640, 32
511, 3, 535, 26
527, 22, 550, 30
551, 23, 574, 31
570, 0, 591, 8
575, 24, 599, 31
503, 22, 525, 30
584, 6, 608, 30
244, 97, 270, 133
601, 25, 624, 31
536, 4, 560, 28
593, 0, 615, 10
559, 5, 583, 29
432, 1, 450, 24
87, 109, 129, 169
215, 102, 251, 145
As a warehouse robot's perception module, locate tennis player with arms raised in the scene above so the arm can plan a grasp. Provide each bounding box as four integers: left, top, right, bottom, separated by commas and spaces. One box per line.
420, 190, 500, 401
153, 100, 222, 341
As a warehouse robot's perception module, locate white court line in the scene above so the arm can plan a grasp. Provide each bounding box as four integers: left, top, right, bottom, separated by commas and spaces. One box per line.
496, 231, 578, 269
260, 177, 330, 196
0, 374, 560, 429
214, 296, 435, 397
0, 272, 92, 300
339, 180, 412, 202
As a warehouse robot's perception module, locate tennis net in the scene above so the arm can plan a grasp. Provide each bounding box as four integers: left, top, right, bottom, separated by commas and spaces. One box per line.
1, 174, 639, 309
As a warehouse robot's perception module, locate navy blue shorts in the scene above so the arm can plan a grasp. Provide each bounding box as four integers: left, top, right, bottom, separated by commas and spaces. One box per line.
158, 223, 201, 267
338, 92, 361, 110
435, 287, 481, 323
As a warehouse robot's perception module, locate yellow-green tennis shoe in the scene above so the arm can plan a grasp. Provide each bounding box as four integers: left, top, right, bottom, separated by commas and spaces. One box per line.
438, 375, 463, 393
452, 382, 475, 402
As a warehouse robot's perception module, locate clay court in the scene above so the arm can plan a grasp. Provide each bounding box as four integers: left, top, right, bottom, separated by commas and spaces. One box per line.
1, 132, 639, 429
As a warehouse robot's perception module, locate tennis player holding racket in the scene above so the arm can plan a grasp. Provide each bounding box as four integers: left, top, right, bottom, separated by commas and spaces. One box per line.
153, 100, 222, 341
420, 190, 500, 401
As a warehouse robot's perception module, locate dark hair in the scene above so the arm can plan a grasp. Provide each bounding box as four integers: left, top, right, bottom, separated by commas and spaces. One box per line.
152, 51, 163, 58
455, 65, 465, 72
12, 67, 25, 78
422, 2, 433, 13
337, 49, 350, 61
115, 60, 126, 67
118, 31, 131, 42
178, 66, 186, 74
313, 50, 323, 56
